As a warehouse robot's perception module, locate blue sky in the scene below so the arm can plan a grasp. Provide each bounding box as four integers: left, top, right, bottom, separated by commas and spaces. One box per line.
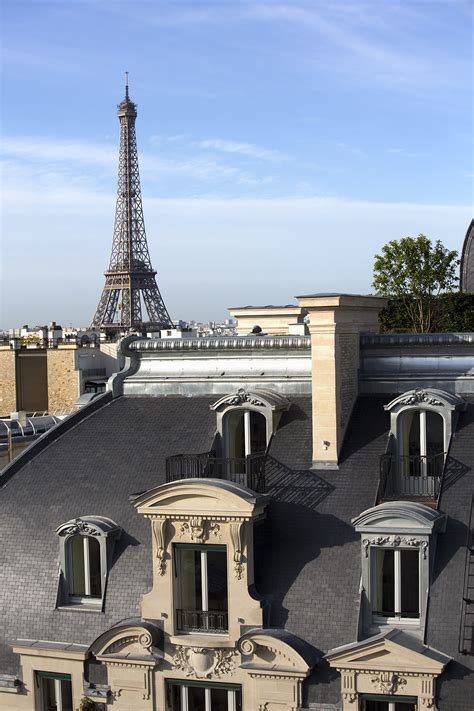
1, 0, 472, 327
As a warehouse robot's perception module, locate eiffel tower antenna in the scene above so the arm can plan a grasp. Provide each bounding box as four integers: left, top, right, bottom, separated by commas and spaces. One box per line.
91, 76, 173, 335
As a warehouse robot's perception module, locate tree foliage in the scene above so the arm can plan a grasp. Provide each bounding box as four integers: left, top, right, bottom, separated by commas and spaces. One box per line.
373, 235, 459, 332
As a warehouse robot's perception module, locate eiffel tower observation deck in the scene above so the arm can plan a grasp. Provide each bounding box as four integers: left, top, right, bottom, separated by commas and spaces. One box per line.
91, 75, 172, 335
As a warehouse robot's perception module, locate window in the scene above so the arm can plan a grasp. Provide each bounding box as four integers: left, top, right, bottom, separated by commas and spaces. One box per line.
352, 501, 446, 636
37, 673, 73, 711
55, 516, 120, 609
225, 409, 267, 459
167, 681, 241, 711
175, 544, 228, 633
372, 548, 419, 621
67, 535, 101, 600
360, 697, 416, 711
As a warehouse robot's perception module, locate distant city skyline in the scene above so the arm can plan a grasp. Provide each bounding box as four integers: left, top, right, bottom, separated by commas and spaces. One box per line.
1, 0, 472, 328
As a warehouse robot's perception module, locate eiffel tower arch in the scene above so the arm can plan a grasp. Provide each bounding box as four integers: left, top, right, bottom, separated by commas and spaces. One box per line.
91, 76, 172, 334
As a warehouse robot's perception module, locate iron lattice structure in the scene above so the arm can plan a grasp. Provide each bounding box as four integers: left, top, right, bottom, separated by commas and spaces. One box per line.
91, 79, 172, 334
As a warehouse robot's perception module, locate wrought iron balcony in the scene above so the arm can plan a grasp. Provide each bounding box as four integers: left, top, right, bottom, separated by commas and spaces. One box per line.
176, 609, 228, 634
166, 450, 267, 493
379, 452, 446, 502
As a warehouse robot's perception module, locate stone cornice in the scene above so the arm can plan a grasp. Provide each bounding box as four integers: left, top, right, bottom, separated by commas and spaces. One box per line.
127, 336, 311, 352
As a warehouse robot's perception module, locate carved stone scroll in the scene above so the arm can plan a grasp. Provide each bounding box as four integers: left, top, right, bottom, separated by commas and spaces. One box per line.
230, 521, 245, 579
153, 519, 169, 575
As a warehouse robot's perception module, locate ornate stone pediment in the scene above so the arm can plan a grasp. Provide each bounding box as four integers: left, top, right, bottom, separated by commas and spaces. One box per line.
326, 630, 451, 711
238, 629, 318, 676
134, 479, 269, 520
89, 620, 162, 666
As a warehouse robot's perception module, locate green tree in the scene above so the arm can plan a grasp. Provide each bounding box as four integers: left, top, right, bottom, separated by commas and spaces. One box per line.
373, 235, 459, 333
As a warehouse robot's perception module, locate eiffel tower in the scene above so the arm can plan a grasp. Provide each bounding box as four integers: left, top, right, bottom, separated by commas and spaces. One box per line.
91, 75, 172, 334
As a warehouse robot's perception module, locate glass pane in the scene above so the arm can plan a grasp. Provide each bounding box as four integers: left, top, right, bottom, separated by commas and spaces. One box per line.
226, 411, 245, 459
188, 685, 206, 711
207, 551, 228, 612
69, 536, 85, 596
60, 680, 73, 711
374, 548, 395, 616
167, 684, 181, 711
395, 704, 416, 710
249, 411, 266, 453
426, 410, 444, 454
211, 687, 229, 710
42, 678, 58, 711
88, 537, 101, 598
400, 549, 419, 617
179, 549, 202, 610
408, 411, 421, 457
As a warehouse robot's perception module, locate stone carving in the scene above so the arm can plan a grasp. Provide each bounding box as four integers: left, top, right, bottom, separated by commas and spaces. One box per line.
179, 518, 220, 543
239, 637, 258, 656
230, 521, 245, 579
342, 692, 357, 703
60, 518, 100, 536
371, 672, 407, 695
420, 697, 435, 709
398, 389, 443, 407
173, 646, 237, 679
363, 536, 428, 559
223, 388, 265, 407
152, 519, 168, 575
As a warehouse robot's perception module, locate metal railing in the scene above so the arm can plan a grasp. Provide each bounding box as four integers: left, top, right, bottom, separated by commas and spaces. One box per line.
379, 452, 446, 500
176, 609, 228, 634
166, 450, 267, 493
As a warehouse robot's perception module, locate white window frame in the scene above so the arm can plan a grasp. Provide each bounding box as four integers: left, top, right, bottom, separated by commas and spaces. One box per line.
177, 684, 238, 711
67, 534, 102, 604
175, 544, 228, 634
371, 546, 421, 625
224, 408, 267, 458
39, 674, 72, 711
360, 699, 416, 711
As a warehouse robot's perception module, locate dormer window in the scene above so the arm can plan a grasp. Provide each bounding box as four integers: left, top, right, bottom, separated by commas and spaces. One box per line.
55, 516, 121, 609
225, 409, 267, 459
352, 501, 446, 635
372, 546, 419, 622
381, 388, 465, 502
175, 543, 228, 634
67, 535, 101, 600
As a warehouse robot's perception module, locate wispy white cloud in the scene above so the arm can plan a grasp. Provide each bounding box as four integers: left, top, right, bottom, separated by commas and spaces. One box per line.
195, 138, 281, 161
1, 135, 276, 193
336, 142, 367, 159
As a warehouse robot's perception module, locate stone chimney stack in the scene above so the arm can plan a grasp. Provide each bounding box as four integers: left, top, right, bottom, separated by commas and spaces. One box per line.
296, 294, 387, 469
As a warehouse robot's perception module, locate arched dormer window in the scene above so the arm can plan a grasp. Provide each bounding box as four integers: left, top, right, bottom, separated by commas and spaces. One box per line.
381, 389, 465, 501
56, 516, 121, 609
211, 388, 290, 457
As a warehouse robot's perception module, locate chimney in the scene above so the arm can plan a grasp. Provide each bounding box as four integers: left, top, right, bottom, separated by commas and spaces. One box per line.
296, 294, 387, 469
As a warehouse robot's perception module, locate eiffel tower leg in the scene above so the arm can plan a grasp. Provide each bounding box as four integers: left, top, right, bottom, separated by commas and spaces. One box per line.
103, 289, 121, 325
121, 288, 131, 328
131, 287, 143, 331
142, 285, 172, 329
92, 288, 115, 329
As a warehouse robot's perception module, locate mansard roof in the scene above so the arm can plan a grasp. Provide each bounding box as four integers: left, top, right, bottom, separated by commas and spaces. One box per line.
0, 392, 473, 708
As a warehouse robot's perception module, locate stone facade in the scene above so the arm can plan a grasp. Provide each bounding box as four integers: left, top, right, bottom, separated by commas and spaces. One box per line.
228, 305, 307, 336
46, 346, 81, 412
296, 294, 387, 468
0, 348, 17, 415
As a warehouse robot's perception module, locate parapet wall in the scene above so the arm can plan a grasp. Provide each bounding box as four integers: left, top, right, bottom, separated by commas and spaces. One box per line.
359, 333, 474, 395
111, 336, 312, 397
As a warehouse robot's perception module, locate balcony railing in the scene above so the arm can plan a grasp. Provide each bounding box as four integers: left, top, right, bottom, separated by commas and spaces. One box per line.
166, 450, 267, 493
379, 452, 446, 501
176, 609, 228, 634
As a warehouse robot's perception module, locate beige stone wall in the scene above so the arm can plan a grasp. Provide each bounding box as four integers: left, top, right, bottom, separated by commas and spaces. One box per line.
0, 348, 17, 416
47, 347, 80, 413
228, 306, 306, 336
296, 294, 387, 467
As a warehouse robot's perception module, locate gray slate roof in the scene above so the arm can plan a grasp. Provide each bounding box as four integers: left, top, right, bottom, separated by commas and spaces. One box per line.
1, 393, 473, 709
